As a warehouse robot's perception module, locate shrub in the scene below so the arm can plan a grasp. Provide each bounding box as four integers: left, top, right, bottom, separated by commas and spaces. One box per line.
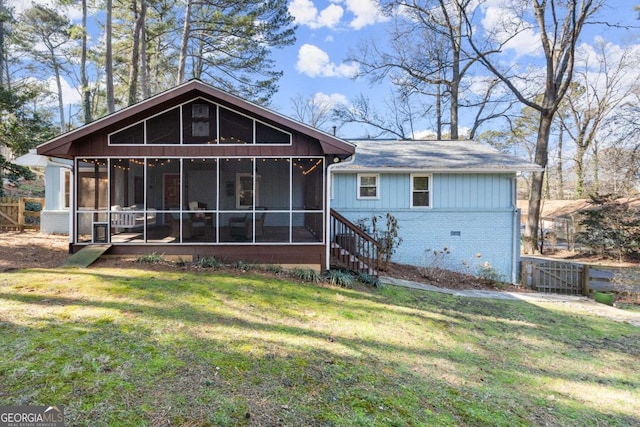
371, 213, 403, 271
577, 194, 640, 262
197, 256, 221, 269
292, 268, 321, 283
357, 271, 383, 288
135, 252, 163, 264
419, 247, 453, 282
325, 270, 354, 288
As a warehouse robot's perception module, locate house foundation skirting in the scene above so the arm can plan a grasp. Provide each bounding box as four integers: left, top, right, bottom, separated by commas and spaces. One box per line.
41, 210, 70, 234
74, 243, 326, 271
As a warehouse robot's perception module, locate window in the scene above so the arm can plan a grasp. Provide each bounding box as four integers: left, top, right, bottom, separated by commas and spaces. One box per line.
63, 170, 70, 209
411, 174, 431, 208
147, 107, 181, 144
358, 174, 379, 199
109, 99, 291, 145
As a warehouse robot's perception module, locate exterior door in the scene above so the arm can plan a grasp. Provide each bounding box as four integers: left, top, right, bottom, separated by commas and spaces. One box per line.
164, 173, 181, 209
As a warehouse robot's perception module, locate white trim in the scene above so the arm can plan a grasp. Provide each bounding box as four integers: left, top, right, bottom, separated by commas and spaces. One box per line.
410, 173, 432, 208
333, 167, 533, 174
357, 173, 379, 200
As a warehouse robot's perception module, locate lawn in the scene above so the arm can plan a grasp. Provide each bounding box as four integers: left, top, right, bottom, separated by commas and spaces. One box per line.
0, 265, 638, 426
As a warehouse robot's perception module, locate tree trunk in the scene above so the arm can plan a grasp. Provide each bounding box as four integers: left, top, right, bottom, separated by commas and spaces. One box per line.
140, 0, 149, 99
556, 126, 564, 199
81, 0, 91, 123
106, 0, 115, 113
574, 144, 587, 198
525, 110, 553, 254
0, 0, 4, 88
450, 32, 460, 140
53, 60, 65, 132
128, 0, 142, 106
177, 0, 192, 84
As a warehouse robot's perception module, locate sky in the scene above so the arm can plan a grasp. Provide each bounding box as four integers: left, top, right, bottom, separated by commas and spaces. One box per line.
270, 0, 640, 138
7, 0, 640, 139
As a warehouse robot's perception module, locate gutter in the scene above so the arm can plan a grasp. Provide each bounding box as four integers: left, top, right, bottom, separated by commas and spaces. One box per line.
511, 175, 519, 285
325, 154, 356, 272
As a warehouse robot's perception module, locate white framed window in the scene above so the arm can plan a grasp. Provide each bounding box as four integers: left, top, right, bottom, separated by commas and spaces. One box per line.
411, 174, 431, 208
63, 170, 71, 209
358, 174, 379, 199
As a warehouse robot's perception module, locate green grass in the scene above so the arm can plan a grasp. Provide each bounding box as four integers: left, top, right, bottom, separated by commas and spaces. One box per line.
1, 266, 639, 426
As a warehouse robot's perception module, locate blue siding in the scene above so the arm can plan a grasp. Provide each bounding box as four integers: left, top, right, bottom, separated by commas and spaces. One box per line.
332, 171, 519, 282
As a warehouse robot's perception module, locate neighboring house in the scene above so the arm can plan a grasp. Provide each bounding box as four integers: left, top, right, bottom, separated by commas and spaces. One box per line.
14, 149, 72, 234
37, 79, 538, 280
332, 140, 540, 283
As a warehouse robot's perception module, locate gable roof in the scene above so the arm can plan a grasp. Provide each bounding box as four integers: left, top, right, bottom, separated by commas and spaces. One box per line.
333, 139, 541, 173
37, 79, 355, 158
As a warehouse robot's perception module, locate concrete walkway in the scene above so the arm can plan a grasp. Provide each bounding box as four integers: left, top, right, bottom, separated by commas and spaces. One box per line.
381, 276, 640, 327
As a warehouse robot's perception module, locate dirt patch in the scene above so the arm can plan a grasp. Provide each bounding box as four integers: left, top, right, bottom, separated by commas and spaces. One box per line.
0, 231, 520, 292
0, 231, 69, 271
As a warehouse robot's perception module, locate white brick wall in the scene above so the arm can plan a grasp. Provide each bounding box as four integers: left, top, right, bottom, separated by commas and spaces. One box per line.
339, 209, 519, 282
41, 211, 70, 235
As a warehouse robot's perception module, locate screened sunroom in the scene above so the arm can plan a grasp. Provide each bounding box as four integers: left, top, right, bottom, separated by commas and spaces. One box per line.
76, 156, 325, 245
38, 80, 354, 269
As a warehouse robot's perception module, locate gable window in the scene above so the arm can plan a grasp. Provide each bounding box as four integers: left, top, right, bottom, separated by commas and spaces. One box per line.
411, 174, 431, 208
108, 98, 292, 145
358, 174, 379, 199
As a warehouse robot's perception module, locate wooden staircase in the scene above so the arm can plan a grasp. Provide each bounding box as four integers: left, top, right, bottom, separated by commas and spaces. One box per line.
330, 209, 381, 276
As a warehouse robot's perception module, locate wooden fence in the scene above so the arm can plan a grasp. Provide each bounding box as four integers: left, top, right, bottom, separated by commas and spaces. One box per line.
521, 256, 640, 295
0, 197, 45, 231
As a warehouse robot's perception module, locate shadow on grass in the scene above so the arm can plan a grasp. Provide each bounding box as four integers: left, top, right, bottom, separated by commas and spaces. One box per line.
1, 267, 639, 426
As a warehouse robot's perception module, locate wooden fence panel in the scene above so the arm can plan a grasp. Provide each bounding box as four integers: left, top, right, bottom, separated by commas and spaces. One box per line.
585, 265, 640, 294
521, 257, 585, 295
521, 256, 640, 295
0, 197, 44, 231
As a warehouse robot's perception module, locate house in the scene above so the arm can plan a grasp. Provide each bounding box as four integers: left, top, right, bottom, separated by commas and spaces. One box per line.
331, 140, 540, 283
14, 149, 72, 234
37, 80, 354, 271
37, 79, 538, 280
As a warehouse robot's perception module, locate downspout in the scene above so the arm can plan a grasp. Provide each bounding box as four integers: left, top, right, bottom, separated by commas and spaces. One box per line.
46, 157, 74, 253
325, 153, 355, 272
511, 174, 520, 285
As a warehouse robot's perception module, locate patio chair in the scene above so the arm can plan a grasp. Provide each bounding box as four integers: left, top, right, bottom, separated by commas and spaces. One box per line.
228, 207, 266, 239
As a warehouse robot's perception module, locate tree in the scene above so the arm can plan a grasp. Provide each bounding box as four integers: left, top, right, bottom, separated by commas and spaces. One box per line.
332, 90, 422, 139
0, 86, 56, 195
464, 0, 603, 253
290, 93, 342, 132
176, 0, 296, 104
106, 0, 115, 113
557, 39, 636, 198
14, 5, 73, 132
577, 193, 640, 262
349, 0, 489, 140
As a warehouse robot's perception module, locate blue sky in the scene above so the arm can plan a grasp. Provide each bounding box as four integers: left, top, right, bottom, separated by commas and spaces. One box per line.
8, 0, 640, 139
270, 0, 640, 138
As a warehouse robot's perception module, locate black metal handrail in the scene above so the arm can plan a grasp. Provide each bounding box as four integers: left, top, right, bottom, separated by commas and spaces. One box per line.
330, 209, 381, 276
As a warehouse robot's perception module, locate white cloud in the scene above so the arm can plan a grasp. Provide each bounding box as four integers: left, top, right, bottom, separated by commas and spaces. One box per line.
296, 44, 359, 78
288, 0, 344, 29
481, 0, 540, 59
311, 91, 348, 108
345, 0, 388, 29
10, 0, 84, 22
288, 0, 387, 30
